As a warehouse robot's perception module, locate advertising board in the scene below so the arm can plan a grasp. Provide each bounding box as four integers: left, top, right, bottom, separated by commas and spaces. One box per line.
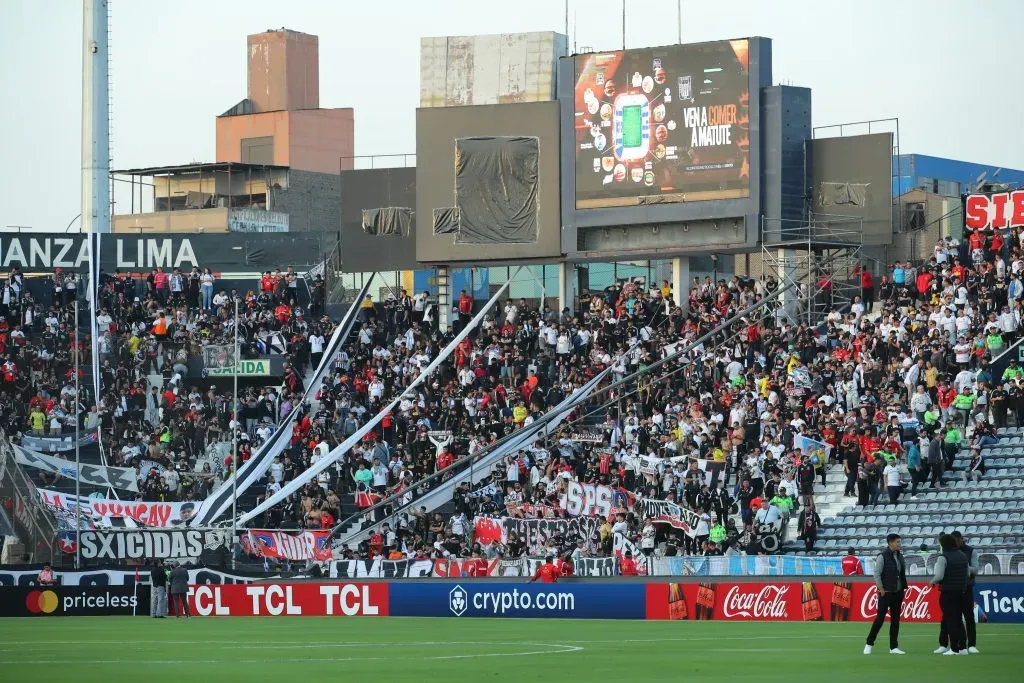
644, 581, 941, 622
964, 190, 1024, 230
0, 586, 150, 617
573, 40, 751, 209
389, 582, 646, 619
975, 582, 1024, 623
186, 583, 388, 617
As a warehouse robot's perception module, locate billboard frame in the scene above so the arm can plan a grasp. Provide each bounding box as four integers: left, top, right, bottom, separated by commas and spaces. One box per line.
558, 37, 771, 255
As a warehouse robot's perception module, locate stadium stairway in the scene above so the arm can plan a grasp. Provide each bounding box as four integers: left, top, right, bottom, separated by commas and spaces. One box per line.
787, 430, 1024, 555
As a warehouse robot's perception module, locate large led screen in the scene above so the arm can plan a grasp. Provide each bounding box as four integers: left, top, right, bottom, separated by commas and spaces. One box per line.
574, 40, 751, 209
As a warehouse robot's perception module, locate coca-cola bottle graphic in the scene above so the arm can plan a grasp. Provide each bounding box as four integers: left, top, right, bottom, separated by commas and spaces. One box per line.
695, 582, 716, 620
801, 582, 823, 621
668, 583, 689, 620
830, 581, 852, 622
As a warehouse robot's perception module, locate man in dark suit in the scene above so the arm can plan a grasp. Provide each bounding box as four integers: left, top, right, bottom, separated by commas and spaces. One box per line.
168, 562, 191, 618
864, 533, 907, 655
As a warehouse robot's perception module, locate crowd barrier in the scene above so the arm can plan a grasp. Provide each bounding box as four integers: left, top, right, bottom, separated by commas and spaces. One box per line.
183, 580, 1024, 622
3, 578, 1022, 622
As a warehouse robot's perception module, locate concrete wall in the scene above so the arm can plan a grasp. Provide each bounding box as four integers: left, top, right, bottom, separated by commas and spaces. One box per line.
420, 32, 567, 107
216, 109, 354, 174
247, 30, 319, 113
216, 111, 292, 167
416, 101, 562, 263
288, 109, 355, 173
807, 133, 894, 245
340, 167, 417, 272
269, 170, 340, 233
113, 208, 230, 233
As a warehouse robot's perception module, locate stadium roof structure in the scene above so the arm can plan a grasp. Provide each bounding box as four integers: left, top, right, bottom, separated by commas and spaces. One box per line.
110, 161, 290, 177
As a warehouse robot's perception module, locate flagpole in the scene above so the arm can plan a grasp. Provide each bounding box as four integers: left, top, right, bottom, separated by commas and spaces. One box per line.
231, 296, 239, 571
74, 296, 81, 569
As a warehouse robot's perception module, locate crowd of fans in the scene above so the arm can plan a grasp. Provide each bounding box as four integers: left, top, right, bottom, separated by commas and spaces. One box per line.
4, 265, 327, 508
3, 226, 1019, 569
334, 232, 1021, 564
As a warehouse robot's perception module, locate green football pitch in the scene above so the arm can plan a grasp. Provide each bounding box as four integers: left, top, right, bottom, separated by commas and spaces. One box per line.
1, 618, 1021, 682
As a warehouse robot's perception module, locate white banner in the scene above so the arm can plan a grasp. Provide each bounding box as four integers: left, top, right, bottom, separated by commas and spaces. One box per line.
636, 497, 702, 536
612, 532, 649, 574
636, 455, 726, 488
38, 488, 197, 529
14, 445, 139, 492
559, 479, 618, 517
20, 430, 99, 453
76, 529, 209, 560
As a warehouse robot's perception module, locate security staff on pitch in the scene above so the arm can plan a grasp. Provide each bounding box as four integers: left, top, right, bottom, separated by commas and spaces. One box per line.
935, 530, 980, 654
930, 533, 971, 655
864, 533, 907, 655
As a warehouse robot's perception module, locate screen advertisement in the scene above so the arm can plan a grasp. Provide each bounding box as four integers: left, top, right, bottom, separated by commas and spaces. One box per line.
573, 40, 751, 209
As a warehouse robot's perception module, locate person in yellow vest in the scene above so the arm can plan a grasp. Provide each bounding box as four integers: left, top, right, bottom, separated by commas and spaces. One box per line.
512, 401, 528, 425
29, 407, 46, 434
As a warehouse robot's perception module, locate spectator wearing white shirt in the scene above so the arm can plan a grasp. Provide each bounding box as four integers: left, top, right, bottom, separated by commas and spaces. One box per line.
309, 332, 325, 368
883, 459, 903, 504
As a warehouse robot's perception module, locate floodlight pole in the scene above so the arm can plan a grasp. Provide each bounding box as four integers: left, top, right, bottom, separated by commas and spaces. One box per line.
621, 0, 626, 50
231, 296, 239, 570
74, 296, 82, 569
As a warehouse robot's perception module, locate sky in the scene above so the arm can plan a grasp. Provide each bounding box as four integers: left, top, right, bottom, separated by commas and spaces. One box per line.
1, 0, 1021, 231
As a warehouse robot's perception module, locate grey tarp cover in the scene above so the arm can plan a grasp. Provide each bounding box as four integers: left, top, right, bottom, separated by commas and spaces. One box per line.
361, 207, 413, 237
818, 182, 869, 207
454, 136, 539, 244
432, 207, 461, 235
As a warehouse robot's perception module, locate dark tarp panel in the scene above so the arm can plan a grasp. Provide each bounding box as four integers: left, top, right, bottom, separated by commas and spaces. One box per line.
361, 207, 413, 237
432, 207, 461, 235
818, 182, 869, 207
454, 136, 539, 244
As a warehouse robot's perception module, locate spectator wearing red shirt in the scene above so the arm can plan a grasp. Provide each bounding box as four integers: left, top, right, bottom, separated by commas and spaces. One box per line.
842, 548, 865, 575
529, 557, 558, 583
860, 267, 874, 312
619, 551, 639, 576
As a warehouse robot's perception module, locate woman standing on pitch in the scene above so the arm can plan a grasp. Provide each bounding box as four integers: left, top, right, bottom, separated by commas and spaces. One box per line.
930, 533, 969, 655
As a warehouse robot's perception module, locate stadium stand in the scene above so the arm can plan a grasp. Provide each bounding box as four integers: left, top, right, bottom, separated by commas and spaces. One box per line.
3, 228, 1023, 569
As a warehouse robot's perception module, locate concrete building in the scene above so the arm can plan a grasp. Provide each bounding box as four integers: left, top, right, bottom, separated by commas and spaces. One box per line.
215, 29, 352, 175
216, 29, 354, 174
111, 28, 346, 234
111, 161, 339, 234
893, 154, 1024, 198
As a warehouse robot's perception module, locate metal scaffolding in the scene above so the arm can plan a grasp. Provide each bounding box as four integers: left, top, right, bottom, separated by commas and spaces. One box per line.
760, 214, 864, 325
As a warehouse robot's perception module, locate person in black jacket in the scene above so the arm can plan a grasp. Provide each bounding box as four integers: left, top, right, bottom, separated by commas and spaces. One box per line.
150, 560, 167, 618
930, 533, 970, 655
864, 533, 907, 655
935, 531, 980, 654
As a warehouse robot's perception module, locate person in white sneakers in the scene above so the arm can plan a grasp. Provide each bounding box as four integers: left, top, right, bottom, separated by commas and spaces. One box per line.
934, 530, 980, 654
864, 533, 907, 655
930, 532, 972, 656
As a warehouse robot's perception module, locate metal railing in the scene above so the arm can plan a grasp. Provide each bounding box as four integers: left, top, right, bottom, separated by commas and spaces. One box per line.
0, 431, 57, 565
339, 154, 416, 170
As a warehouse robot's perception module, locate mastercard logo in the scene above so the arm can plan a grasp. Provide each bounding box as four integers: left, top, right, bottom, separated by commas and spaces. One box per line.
25, 590, 59, 615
